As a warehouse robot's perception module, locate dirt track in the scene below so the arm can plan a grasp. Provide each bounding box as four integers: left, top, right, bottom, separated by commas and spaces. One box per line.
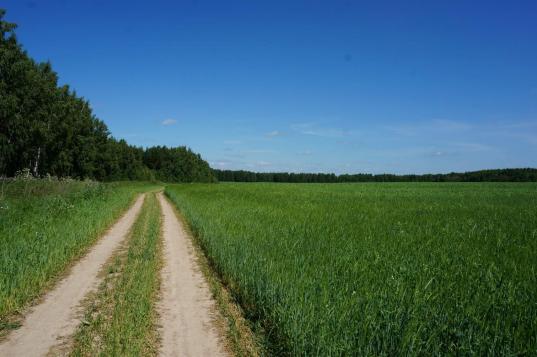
0, 195, 145, 357
157, 193, 226, 357
0, 192, 226, 356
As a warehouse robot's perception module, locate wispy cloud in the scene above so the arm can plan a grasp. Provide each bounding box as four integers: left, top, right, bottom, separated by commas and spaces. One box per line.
419, 142, 494, 159
474, 120, 537, 145
432, 119, 472, 131
431, 151, 447, 157
451, 142, 493, 152
498, 120, 537, 130
297, 150, 313, 156
211, 159, 277, 171
506, 133, 537, 145
256, 160, 272, 167
211, 118, 534, 174
384, 119, 472, 136
161, 118, 177, 126
223, 140, 241, 145
291, 123, 349, 138
242, 149, 277, 155
266, 130, 283, 137
210, 160, 233, 168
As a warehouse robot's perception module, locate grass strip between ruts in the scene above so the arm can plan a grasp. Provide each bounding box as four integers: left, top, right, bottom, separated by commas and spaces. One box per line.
71, 192, 162, 356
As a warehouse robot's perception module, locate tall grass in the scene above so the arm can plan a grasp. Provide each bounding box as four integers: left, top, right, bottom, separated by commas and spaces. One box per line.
0, 179, 157, 332
166, 182, 537, 355
71, 192, 162, 356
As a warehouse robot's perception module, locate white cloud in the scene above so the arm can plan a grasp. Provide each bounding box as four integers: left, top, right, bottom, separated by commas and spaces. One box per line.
291, 123, 348, 138
256, 160, 272, 167
161, 118, 177, 126
210, 160, 232, 167
266, 130, 283, 137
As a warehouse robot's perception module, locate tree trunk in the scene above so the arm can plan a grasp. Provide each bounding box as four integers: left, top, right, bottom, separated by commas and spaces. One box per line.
33, 147, 41, 177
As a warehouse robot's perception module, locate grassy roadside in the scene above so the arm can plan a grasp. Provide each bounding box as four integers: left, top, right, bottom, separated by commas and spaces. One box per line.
0, 179, 160, 335
164, 189, 265, 357
71, 192, 162, 356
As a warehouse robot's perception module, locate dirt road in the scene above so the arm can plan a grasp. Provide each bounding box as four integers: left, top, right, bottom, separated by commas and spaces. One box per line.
157, 193, 226, 357
0, 195, 145, 357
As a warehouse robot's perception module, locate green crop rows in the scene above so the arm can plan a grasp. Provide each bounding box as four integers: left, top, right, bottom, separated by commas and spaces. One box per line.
166, 182, 537, 355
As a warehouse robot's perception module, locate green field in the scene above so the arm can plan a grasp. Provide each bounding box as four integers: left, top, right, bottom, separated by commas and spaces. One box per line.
166, 182, 537, 355
0, 179, 157, 332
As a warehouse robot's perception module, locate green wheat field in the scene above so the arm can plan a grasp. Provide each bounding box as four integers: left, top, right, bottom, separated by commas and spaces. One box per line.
166, 182, 537, 355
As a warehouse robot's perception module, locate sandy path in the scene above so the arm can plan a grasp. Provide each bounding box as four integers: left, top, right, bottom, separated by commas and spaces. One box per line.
157, 193, 226, 357
0, 194, 145, 357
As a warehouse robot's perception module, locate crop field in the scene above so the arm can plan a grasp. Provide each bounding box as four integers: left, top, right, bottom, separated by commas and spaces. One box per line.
166, 182, 537, 355
0, 179, 158, 332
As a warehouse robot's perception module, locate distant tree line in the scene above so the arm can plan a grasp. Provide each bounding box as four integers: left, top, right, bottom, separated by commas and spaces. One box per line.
214, 168, 537, 183
0, 10, 215, 182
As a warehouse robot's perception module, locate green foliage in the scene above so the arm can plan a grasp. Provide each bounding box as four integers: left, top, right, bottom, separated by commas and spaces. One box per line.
0, 179, 157, 331
166, 183, 537, 355
0, 8, 108, 179
0, 9, 214, 183
214, 168, 537, 183
145, 146, 216, 183
72, 193, 161, 356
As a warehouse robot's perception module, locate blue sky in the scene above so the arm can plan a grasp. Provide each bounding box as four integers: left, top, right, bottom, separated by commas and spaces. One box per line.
4, 0, 537, 174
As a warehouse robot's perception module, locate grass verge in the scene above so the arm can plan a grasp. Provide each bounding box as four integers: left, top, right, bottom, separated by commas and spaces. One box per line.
71, 192, 162, 356
0, 179, 159, 336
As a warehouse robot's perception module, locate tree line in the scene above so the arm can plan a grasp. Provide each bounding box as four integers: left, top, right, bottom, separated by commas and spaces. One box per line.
214, 168, 537, 183
0, 10, 215, 182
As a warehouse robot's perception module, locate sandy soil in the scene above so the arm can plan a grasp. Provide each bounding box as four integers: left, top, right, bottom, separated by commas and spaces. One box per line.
0, 194, 145, 357
157, 193, 227, 357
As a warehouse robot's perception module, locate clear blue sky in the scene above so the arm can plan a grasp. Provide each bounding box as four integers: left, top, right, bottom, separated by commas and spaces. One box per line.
4, 0, 537, 174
